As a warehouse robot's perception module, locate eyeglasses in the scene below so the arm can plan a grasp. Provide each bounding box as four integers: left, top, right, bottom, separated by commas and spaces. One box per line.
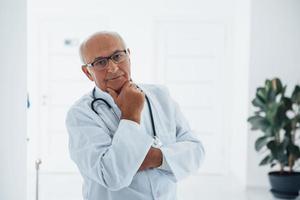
83, 50, 128, 71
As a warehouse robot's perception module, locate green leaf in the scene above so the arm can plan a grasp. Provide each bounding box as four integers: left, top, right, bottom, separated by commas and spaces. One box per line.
259, 154, 273, 166
252, 96, 266, 110
248, 116, 270, 132
255, 136, 269, 151
265, 101, 290, 130
270, 162, 277, 168
267, 140, 280, 160
291, 85, 300, 104
267, 140, 289, 165
265, 102, 280, 124
277, 153, 288, 166
271, 78, 283, 94
296, 114, 300, 123
265, 80, 272, 92
267, 140, 276, 151
264, 127, 274, 136
282, 97, 293, 110
275, 105, 290, 129
257, 87, 267, 102
266, 80, 274, 102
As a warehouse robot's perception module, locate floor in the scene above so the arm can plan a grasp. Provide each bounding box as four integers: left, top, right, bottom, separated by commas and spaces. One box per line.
27, 173, 300, 200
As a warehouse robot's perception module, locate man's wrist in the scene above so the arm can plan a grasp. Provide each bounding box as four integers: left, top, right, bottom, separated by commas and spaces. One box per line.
121, 114, 141, 124
150, 147, 163, 168
151, 137, 163, 168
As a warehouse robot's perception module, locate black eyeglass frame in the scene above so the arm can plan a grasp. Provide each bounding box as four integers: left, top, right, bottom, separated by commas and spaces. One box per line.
82, 49, 128, 69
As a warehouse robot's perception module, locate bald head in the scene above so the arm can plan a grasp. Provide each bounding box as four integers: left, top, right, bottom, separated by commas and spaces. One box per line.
79, 31, 127, 64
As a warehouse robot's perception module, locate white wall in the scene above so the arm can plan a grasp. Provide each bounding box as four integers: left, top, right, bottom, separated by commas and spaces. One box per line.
248, 0, 300, 187
2, 0, 300, 197
0, 0, 27, 199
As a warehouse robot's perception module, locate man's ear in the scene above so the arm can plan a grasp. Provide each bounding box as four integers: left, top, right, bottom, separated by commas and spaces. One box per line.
127, 48, 131, 64
81, 66, 94, 81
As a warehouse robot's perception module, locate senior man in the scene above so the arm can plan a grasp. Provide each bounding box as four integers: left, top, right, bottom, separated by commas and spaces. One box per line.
65, 31, 205, 200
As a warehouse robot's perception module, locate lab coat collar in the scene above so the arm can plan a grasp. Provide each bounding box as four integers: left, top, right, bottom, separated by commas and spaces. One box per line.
93, 84, 161, 126
93, 86, 117, 109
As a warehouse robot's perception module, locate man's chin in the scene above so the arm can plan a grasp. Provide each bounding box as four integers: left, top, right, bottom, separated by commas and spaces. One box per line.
106, 79, 127, 94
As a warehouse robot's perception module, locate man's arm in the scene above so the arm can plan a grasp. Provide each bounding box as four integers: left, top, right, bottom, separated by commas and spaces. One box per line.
138, 147, 162, 171
66, 110, 154, 191
66, 82, 154, 191
136, 85, 205, 179
108, 82, 165, 172
137, 91, 204, 176
158, 100, 205, 181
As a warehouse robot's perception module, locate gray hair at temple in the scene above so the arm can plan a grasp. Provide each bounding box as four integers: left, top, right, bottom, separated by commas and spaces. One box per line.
79, 31, 127, 64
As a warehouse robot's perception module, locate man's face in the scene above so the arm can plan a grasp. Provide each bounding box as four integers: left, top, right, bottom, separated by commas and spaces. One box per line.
81, 34, 131, 93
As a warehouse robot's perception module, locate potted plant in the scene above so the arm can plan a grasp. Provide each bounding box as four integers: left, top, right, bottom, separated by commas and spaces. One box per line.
248, 78, 300, 199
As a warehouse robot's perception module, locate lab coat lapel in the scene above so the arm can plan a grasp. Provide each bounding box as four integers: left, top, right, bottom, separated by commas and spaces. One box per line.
93, 87, 121, 132
139, 86, 167, 141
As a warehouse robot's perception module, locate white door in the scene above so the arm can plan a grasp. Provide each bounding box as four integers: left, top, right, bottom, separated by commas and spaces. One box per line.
27, 17, 110, 200
155, 19, 237, 199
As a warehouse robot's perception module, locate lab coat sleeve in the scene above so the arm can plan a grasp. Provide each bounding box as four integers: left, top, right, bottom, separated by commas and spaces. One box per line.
66, 107, 154, 191
159, 100, 205, 182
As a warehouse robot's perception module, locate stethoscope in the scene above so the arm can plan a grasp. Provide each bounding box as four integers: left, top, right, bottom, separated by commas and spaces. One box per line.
91, 87, 157, 137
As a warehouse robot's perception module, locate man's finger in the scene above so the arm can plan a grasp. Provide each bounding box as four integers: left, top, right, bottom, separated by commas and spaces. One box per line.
130, 83, 137, 89
118, 81, 131, 95
122, 80, 131, 89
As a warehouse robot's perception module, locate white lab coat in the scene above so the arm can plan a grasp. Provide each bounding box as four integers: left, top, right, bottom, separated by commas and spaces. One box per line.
65, 84, 205, 200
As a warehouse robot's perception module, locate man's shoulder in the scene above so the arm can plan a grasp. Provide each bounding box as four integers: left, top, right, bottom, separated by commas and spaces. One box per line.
139, 84, 173, 105
66, 90, 93, 118
72, 90, 93, 107
139, 83, 169, 96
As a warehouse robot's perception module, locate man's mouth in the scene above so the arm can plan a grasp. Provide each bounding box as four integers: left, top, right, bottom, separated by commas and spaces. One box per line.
106, 75, 123, 81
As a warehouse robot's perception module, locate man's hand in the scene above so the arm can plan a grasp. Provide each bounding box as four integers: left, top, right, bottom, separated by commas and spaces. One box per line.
107, 81, 145, 124
138, 147, 163, 171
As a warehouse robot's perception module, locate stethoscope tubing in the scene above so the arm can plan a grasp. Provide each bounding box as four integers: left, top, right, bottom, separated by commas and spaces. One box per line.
91, 87, 157, 137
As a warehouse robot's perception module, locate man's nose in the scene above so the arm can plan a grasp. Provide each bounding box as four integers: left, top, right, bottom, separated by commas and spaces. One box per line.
107, 59, 119, 73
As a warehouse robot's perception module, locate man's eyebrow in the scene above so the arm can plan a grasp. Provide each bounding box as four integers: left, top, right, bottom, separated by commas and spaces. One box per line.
92, 49, 124, 62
